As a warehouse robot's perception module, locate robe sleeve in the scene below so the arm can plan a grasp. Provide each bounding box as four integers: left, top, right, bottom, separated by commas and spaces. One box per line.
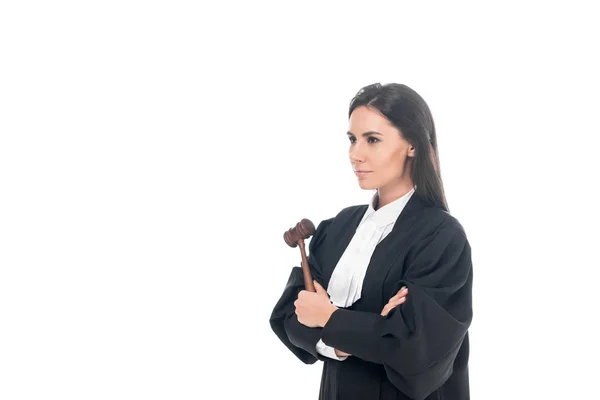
269, 218, 332, 364
319, 218, 473, 400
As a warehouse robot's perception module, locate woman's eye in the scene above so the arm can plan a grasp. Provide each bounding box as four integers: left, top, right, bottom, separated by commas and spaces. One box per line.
348, 136, 379, 144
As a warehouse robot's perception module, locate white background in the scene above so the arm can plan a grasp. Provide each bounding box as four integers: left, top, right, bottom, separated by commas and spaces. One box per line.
1, 1, 599, 399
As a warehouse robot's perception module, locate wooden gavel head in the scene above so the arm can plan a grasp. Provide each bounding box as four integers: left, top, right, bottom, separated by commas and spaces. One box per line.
283, 218, 317, 292
283, 218, 316, 247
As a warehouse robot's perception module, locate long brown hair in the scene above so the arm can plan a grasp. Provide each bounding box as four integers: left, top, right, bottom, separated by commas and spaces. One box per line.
349, 83, 449, 212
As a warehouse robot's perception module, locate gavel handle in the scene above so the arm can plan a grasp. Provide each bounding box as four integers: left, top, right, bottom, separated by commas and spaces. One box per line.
298, 239, 315, 292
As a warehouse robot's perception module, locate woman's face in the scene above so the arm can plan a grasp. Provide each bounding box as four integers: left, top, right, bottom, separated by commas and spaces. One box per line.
347, 106, 415, 192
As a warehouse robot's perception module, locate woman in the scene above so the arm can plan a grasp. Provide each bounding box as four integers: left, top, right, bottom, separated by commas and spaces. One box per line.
269, 83, 473, 400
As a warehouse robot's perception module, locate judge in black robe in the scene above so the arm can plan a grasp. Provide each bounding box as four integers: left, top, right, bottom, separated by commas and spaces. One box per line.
270, 193, 473, 400
270, 82, 473, 400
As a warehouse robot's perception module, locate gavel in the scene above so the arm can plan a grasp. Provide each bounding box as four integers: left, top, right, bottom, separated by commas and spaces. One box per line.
283, 218, 316, 292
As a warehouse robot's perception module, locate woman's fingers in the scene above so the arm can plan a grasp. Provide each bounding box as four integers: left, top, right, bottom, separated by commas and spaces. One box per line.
381, 295, 406, 316
380, 287, 409, 316
389, 286, 408, 302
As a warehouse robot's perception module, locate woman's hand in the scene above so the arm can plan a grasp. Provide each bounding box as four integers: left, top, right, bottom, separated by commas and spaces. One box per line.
381, 286, 408, 316
332, 287, 408, 358
334, 349, 352, 357
294, 281, 338, 328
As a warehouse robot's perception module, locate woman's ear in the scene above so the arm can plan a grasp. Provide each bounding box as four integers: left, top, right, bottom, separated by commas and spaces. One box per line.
408, 144, 416, 158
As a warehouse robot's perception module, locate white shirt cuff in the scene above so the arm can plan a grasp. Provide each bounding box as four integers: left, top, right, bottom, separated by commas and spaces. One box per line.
316, 339, 347, 361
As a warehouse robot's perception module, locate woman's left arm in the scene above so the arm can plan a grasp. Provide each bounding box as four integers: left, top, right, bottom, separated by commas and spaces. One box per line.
319, 220, 473, 400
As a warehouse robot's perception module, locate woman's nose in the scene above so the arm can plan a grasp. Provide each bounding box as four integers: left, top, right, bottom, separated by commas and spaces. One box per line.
350, 143, 365, 163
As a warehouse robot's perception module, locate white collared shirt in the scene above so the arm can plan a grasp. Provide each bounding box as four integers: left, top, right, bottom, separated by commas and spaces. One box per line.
316, 188, 415, 360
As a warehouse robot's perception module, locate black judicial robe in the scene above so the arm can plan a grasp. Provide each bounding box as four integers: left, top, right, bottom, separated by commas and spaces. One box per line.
269, 194, 473, 400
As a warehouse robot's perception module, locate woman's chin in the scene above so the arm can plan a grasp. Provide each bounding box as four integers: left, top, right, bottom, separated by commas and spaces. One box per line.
357, 180, 377, 190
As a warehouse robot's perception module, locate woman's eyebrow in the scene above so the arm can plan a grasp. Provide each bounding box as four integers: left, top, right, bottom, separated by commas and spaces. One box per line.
347, 131, 383, 137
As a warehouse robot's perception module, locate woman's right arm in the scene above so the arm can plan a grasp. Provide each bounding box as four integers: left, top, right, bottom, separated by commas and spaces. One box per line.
269, 218, 332, 364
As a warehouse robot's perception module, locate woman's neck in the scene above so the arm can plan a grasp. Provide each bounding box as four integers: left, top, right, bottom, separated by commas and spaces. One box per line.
375, 181, 415, 209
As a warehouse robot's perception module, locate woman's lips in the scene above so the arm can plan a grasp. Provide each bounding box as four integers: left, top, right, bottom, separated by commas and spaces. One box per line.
354, 170, 372, 177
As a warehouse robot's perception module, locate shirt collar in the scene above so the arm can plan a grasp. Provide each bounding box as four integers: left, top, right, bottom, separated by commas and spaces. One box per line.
362, 187, 415, 228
